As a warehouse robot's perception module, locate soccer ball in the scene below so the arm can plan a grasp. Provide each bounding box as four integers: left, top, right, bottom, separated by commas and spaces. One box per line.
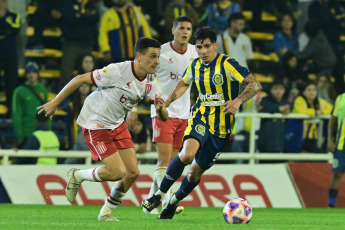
222, 198, 253, 224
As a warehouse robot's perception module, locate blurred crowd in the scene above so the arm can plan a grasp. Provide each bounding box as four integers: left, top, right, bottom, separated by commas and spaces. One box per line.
0, 0, 345, 164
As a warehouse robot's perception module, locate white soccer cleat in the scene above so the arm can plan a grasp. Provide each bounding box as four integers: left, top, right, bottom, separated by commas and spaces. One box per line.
175, 206, 184, 214
98, 214, 120, 221
65, 168, 81, 203
142, 207, 159, 214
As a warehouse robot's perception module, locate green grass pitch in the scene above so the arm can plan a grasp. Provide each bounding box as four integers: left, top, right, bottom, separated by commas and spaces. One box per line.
0, 205, 344, 230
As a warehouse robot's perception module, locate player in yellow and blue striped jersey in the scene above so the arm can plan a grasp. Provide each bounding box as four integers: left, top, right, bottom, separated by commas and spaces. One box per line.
142, 26, 262, 219
328, 93, 345, 207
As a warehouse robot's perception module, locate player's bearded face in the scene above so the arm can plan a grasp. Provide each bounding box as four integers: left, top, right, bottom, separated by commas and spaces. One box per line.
173, 22, 192, 45
139, 48, 160, 74
195, 39, 218, 64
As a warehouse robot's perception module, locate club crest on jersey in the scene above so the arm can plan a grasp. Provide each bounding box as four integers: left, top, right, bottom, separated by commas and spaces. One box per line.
195, 124, 205, 136
102, 68, 108, 74
212, 73, 223, 86
145, 84, 152, 94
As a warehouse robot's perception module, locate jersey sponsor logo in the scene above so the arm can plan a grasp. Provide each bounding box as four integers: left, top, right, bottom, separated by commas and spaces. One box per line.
170, 72, 182, 80
125, 82, 131, 89
168, 58, 173, 64
95, 141, 107, 154
97, 124, 104, 128
145, 84, 152, 94
119, 94, 135, 106
199, 92, 224, 101
203, 100, 225, 106
96, 71, 102, 80
195, 124, 205, 136
212, 73, 224, 86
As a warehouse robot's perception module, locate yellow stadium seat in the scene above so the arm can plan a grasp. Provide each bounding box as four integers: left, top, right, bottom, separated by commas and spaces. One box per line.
242, 11, 253, 21
25, 49, 62, 58
261, 12, 277, 21
253, 52, 278, 62
27, 26, 62, 37
254, 73, 274, 83
0, 104, 8, 115
28, 5, 37, 14
246, 32, 274, 40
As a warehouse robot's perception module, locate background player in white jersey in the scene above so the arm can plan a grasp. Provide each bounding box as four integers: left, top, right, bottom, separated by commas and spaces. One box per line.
145, 16, 199, 214
37, 37, 168, 221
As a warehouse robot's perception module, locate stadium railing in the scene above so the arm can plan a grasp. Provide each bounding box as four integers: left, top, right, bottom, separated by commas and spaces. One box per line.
0, 113, 332, 166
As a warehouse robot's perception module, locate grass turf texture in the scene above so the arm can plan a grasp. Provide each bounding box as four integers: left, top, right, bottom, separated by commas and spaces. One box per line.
0, 205, 344, 230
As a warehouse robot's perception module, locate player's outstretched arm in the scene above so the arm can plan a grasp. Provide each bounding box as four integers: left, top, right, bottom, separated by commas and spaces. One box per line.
37, 72, 93, 119
165, 80, 190, 107
155, 94, 168, 121
223, 74, 262, 115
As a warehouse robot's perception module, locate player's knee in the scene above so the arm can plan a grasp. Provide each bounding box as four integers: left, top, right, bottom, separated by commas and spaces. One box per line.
127, 168, 140, 180
179, 152, 194, 164
109, 167, 126, 181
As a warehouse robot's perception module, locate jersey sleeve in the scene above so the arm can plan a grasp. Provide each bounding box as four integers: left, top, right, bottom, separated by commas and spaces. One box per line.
224, 58, 251, 83
182, 62, 194, 85
91, 64, 118, 87
146, 75, 162, 103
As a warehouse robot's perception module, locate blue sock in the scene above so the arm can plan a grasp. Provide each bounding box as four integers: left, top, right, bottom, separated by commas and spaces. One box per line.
329, 189, 338, 207
175, 176, 200, 201
159, 156, 186, 193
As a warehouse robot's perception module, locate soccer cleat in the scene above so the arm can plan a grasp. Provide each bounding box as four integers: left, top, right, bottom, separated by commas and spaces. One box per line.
175, 206, 184, 214
142, 207, 159, 214
142, 194, 162, 212
159, 203, 178, 219
65, 168, 81, 203
98, 214, 119, 221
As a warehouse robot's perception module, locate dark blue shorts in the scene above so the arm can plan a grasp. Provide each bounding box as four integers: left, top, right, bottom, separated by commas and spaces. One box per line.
184, 120, 228, 170
332, 149, 345, 173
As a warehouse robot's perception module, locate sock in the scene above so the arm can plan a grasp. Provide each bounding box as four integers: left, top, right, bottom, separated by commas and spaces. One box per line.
100, 187, 125, 216
329, 189, 338, 207
174, 176, 200, 202
74, 167, 103, 182
159, 156, 186, 193
147, 167, 166, 206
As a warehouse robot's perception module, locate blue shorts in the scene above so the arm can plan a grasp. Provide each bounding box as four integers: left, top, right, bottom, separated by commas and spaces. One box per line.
184, 120, 228, 170
332, 149, 345, 173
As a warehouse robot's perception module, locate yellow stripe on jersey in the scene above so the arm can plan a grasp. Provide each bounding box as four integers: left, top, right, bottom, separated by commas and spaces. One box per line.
203, 66, 215, 135
215, 56, 227, 135
338, 122, 345, 150
224, 60, 245, 82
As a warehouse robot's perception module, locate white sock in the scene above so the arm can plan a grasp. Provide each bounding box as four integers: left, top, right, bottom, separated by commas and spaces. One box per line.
170, 194, 180, 206
100, 187, 125, 216
74, 167, 103, 182
153, 167, 168, 203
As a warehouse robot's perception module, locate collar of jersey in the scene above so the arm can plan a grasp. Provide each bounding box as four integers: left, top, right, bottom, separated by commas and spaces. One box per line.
201, 53, 220, 68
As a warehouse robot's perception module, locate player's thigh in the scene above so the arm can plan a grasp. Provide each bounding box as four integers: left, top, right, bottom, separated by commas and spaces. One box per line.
171, 147, 180, 160
156, 142, 173, 166
102, 151, 126, 176
179, 138, 200, 163
186, 160, 206, 183
118, 148, 140, 176
332, 150, 345, 173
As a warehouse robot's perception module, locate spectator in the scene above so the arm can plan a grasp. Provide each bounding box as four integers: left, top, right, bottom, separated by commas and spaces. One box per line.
273, 13, 299, 62
308, 0, 345, 94
258, 82, 290, 154
217, 12, 253, 68
276, 51, 307, 102
29, 0, 61, 50
8, 0, 29, 68
129, 116, 151, 154
16, 113, 60, 165
58, 0, 99, 91
316, 72, 337, 106
289, 81, 332, 153
207, 0, 240, 33
12, 62, 49, 146
99, 0, 151, 63
191, 0, 209, 28
297, 19, 336, 75
163, 0, 199, 42
0, 0, 20, 116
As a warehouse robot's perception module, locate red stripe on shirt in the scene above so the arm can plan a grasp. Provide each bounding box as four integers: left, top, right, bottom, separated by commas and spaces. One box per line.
90, 71, 97, 87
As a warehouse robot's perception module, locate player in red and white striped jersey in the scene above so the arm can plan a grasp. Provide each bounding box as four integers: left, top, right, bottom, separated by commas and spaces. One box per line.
145, 16, 199, 214
38, 37, 168, 221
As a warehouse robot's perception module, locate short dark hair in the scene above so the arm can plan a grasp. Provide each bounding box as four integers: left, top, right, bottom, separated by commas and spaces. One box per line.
134, 37, 161, 56
193, 26, 217, 44
228, 13, 245, 26
173, 15, 193, 28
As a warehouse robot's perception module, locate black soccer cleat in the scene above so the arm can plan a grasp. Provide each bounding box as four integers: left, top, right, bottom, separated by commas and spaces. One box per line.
158, 203, 178, 219
142, 194, 162, 212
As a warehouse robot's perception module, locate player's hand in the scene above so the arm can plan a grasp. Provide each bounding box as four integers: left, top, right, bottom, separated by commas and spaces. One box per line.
223, 98, 241, 115
154, 94, 165, 111
37, 101, 58, 120
126, 110, 138, 131
328, 140, 336, 153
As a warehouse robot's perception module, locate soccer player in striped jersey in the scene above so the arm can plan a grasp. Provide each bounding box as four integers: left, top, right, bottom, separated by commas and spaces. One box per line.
145, 15, 199, 215
328, 93, 345, 207
38, 38, 168, 221
142, 26, 262, 219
